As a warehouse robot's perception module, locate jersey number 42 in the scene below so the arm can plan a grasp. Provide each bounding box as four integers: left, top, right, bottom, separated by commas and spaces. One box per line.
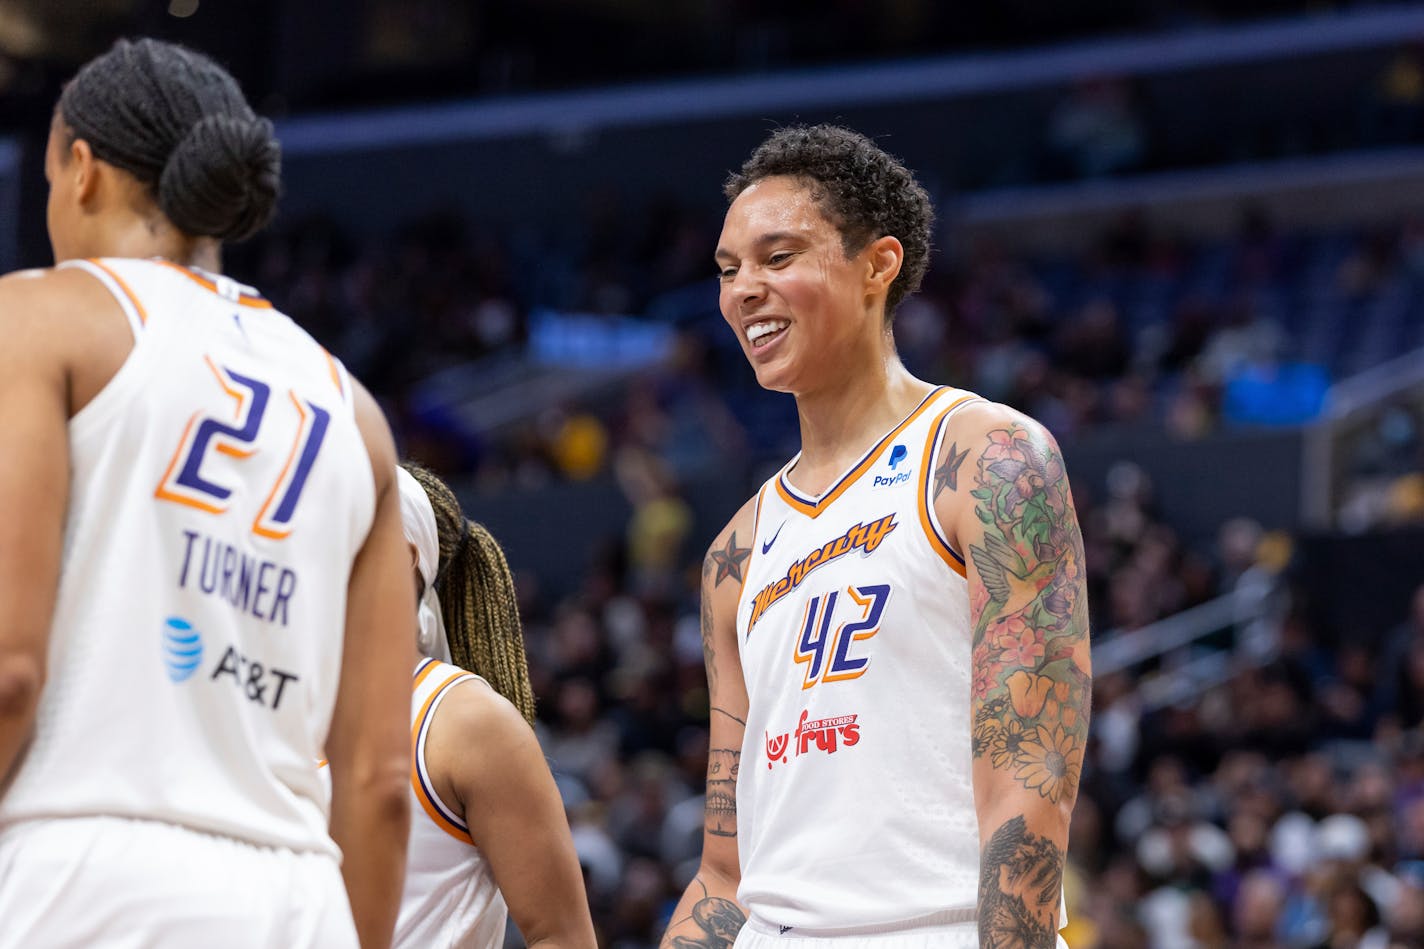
793, 583, 891, 690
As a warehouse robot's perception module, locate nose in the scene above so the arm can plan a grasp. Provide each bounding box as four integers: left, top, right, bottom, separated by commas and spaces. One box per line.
726, 264, 765, 311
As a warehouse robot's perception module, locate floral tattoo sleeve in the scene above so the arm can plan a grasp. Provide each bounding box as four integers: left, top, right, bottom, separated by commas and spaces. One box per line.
964, 424, 1091, 945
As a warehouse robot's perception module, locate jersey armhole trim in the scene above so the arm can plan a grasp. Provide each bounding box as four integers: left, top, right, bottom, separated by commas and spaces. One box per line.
320, 347, 351, 405
60, 259, 146, 339
411, 669, 477, 845
918, 395, 983, 578
733, 482, 769, 621
740, 484, 765, 600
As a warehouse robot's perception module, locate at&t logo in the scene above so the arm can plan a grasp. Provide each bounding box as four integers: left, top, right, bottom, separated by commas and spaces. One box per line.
162, 617, 204, 683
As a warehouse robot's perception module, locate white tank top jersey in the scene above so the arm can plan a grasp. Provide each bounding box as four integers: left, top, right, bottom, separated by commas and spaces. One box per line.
396, 658, 507, 949
734, 386, 988, 933
0, 258, 374, 857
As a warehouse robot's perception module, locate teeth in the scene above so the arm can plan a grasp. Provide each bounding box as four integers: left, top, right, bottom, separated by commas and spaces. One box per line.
747, 320, 789, 342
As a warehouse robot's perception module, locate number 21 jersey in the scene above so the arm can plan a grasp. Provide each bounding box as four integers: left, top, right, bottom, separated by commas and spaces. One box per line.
0, 258, 375, 857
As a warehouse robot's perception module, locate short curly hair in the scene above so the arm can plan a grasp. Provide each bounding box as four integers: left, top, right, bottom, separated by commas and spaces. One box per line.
725, 124, 933, 319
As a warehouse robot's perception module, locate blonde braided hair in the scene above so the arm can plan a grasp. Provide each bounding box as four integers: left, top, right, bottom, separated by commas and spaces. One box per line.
401, 463, 536, 724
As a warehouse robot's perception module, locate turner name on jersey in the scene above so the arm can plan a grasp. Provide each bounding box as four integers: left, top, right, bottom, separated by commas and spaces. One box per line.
177, 528, 299, 627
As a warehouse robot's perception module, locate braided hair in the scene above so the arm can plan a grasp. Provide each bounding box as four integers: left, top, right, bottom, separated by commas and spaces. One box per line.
402, 463, 536, 725
58, 38, 280, 242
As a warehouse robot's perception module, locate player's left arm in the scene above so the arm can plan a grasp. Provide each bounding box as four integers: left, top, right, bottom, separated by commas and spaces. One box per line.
0, 276, 71, 786
933, 403, 1091, 947
433, 682, 597, 949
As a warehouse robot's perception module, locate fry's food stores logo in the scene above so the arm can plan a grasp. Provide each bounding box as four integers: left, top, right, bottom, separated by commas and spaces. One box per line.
765, 709, 861, 770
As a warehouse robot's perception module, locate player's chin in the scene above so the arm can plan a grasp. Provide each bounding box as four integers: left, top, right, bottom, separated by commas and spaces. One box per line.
750, 362, 798, 394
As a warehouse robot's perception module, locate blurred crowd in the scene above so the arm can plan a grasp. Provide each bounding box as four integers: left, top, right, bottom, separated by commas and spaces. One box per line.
230, 204, 1424, 528
1072, 576, 1424, 949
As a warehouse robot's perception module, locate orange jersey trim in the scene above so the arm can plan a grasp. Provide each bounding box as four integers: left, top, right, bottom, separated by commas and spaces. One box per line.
412, 658, 441, 691
88, 259, 148, 325
410, 670, 475, 845
156, 259, 273, 309
774, 387, 947, 519
321, 348, 347, 401
916, 397, 976, 578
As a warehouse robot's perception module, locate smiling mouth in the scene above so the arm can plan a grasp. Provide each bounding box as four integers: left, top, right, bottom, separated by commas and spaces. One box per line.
746, 319, 789, 349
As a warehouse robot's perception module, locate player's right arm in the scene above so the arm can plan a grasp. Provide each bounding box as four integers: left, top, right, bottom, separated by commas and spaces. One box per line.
325, 382, 414, 949
0, 274, 70, 787
661, 500, 756, 949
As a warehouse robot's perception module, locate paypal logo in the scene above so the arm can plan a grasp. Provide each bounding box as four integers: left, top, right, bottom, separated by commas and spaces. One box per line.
163, 617, 204, 683
874, 444, 912, 487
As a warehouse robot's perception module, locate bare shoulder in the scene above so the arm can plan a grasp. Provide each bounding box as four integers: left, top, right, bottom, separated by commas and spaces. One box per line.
0, 267, 133, 392
704, 493, 759, 599
932, 399, 1073, 526
428, 675, 543, 798
0, 266, 118, 335
944, 399, 1060, 454
439, 675, 533, 746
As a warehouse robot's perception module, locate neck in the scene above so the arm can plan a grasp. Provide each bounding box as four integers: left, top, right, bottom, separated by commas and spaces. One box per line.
792, 344, 932, 477
88, 212, 222, 273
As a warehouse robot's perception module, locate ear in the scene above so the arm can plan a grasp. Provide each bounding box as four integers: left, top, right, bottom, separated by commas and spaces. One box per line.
68, 137, 100, 206
863, 235, 904, 298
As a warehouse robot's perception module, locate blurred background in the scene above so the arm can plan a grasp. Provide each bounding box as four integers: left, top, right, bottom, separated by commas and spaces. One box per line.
3, 1, 1424, 946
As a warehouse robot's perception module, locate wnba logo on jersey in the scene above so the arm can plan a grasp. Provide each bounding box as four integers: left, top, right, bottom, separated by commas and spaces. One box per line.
162, 616, 204, 683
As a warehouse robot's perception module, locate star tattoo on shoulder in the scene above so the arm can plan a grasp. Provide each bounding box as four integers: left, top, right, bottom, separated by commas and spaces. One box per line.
934, 441, 970, 498
710, 531, 751, 586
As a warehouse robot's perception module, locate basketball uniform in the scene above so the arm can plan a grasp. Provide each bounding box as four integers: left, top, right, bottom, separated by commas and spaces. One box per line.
396, 658, 508, 949
0, 258, 372, 948
731, 386, 1067, 946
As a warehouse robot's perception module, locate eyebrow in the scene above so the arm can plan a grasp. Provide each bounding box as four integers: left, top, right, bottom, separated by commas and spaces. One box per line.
714, 231, 807, 262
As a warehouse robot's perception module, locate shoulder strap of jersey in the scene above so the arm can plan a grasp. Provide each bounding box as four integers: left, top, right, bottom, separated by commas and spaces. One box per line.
317, 347, 354, 412
57, 259, 147, 340
916, 388, 986, 578
411, 659, 478, 844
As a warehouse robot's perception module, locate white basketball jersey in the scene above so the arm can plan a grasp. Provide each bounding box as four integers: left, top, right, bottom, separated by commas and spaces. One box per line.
0, 258, 374, 856
396, 658, 507, 949
734, 386, 985, 932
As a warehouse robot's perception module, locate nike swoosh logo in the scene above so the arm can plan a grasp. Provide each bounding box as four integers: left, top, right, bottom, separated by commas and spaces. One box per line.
761, 521, 786, 555
779, 925, 794, 935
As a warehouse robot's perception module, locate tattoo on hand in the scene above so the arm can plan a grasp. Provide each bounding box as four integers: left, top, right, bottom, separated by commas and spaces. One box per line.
978, 815, 1062, 948
710, 532, 751, 587
664, 878, 747, 949
967, 425, 1090, 805
705, 748, 739, 838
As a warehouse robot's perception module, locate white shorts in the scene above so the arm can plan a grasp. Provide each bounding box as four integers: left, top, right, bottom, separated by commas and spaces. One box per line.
0, 816, 359, 949
733, 916, 1070, 948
